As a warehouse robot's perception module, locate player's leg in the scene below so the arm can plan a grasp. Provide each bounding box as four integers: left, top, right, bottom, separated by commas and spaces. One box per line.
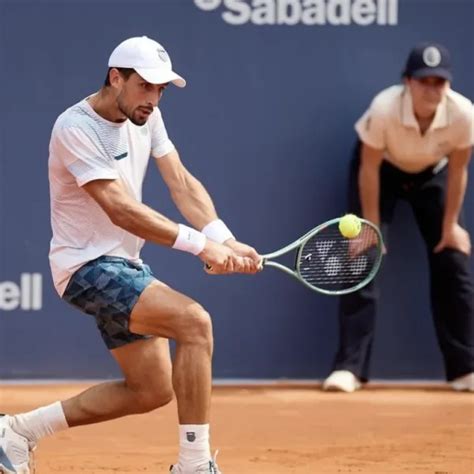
410, 166, 474, 388
1, 334, 173, 474
128, 280, 218, 472
2, 255, 218, 472
130, 280, 212, 423
51, 276, 214, 429
62, 336, 173, 426
325, 148, 398, 391
0, 257, 171, 473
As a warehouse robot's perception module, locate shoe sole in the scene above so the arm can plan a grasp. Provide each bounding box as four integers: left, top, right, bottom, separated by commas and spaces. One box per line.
323, 384, 360, 393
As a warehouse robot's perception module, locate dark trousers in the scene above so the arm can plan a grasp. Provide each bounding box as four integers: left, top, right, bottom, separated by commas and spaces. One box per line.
333, 143, 474, 381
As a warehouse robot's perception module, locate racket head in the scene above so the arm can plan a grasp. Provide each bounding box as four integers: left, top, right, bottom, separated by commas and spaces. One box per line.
294, 218, 383, 295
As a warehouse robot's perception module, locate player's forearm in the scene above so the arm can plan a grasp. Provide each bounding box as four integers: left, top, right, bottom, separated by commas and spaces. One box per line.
170, 174, 219, 230
359, 163, 381, 225
111, 198, 179, 247
443, 166, 468, 229
83, 179, 181, 247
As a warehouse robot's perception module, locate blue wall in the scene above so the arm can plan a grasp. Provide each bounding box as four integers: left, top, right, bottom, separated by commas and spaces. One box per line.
0, 0, 472, 380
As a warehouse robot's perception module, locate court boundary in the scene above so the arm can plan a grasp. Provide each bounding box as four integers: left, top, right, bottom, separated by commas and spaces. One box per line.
0, 378, 447, 389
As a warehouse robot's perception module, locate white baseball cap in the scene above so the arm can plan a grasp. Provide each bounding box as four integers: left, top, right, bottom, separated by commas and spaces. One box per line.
108, 36, 186, 87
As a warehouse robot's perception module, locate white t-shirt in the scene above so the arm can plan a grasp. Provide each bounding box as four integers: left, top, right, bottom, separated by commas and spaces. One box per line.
48, 98, 175, 296
355, 85, 473, 173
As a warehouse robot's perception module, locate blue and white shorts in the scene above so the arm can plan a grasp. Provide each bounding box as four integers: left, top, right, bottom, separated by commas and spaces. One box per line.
62, 256, 155, 349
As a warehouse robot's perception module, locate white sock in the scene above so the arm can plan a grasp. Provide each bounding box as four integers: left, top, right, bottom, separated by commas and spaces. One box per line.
178, 424, 211, 469
9, 401, 69, 443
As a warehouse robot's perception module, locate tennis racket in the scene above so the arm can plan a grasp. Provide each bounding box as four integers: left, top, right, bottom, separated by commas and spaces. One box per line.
232, 218, 383, 295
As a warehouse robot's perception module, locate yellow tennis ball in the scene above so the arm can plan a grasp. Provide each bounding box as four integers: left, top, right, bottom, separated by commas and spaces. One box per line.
339, 214, 361, 238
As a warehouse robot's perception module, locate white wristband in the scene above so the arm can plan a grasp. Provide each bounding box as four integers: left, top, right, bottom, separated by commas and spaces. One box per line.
172, 224, 206, 255
201, 219, 235, 244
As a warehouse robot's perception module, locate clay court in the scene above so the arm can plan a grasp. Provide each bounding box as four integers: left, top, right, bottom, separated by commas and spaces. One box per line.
2, 383, 472, 473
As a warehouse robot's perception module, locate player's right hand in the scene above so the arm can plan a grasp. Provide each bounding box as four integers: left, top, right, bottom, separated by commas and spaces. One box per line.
199, 240, 249, 274
434, 223, 471, 255
348, 224, 381, 258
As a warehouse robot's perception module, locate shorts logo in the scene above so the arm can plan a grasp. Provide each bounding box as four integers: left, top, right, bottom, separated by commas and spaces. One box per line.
186, 432, 196, 442
422, 47, 442, 67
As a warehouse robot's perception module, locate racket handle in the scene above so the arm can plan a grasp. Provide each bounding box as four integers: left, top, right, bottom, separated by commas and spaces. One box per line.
204, 259, 264, 273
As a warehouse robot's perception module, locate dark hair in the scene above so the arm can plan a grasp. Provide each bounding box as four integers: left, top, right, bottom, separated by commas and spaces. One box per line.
104, 67, 135, 86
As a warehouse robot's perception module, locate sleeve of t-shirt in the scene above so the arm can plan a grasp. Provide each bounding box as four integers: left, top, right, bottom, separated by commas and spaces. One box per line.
149, 108, 176, 159
51, 126, 119, 187
354, 99, 387, 150
454, 116, 472, 150
450, 103, 473, 151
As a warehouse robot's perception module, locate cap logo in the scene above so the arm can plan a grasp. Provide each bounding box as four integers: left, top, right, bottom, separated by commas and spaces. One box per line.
186, 432, 196, 442
157, 47, 170, 63
422, 47, 442, 67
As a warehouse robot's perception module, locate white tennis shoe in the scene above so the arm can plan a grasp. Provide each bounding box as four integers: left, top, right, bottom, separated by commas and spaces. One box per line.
0, 416, 35, 474
322, 370, 361, 393
450, 372, 474, 392
169, 451, 221, 473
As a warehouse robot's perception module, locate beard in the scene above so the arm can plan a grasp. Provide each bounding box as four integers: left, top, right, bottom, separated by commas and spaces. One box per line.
116, 94, 151, 126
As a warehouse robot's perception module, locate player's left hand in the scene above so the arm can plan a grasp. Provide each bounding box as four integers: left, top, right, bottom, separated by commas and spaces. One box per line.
434, 223, 471, 255
224, 239, 261, 273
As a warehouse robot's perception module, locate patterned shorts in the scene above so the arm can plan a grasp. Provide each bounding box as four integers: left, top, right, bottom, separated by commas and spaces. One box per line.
62, 256, 155, 349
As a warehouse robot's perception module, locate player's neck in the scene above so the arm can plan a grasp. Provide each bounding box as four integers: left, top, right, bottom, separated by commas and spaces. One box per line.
413, 107, 436, 135
87, 89, 127, 124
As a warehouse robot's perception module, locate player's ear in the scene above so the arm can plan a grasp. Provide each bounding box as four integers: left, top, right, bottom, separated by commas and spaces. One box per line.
108, 68, 124, 89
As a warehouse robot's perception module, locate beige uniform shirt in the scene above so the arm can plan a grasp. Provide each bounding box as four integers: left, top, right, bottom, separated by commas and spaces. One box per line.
355, 85, 472, 173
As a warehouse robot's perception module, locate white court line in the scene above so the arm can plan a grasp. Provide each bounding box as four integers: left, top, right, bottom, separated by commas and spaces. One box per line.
0, 378, 447, 387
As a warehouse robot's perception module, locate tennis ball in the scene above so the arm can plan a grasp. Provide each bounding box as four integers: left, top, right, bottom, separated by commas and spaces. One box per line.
339, 214, 361, 239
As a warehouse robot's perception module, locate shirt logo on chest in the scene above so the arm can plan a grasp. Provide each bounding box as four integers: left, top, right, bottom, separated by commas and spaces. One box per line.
114, 151, 128, 160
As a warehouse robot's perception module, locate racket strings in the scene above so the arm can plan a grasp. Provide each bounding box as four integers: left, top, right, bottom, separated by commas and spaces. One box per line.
298, 224, 380, 290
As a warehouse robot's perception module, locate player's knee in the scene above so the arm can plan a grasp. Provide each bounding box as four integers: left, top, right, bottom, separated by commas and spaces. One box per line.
180, 304, 213, 349
132, 385, 174, 413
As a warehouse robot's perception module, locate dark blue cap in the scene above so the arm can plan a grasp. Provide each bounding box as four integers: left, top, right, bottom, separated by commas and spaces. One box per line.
403, 42, 452, 82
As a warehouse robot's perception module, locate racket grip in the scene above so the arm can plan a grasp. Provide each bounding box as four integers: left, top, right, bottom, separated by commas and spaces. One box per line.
204, 261, 263, 273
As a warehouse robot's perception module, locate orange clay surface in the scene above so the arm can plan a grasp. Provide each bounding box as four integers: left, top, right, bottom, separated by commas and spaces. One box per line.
1, 383, 473, 474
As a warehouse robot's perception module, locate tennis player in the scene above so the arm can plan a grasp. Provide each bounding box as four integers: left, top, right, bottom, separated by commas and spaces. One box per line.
323, 42, 474, 393
0, 36, 260, 474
